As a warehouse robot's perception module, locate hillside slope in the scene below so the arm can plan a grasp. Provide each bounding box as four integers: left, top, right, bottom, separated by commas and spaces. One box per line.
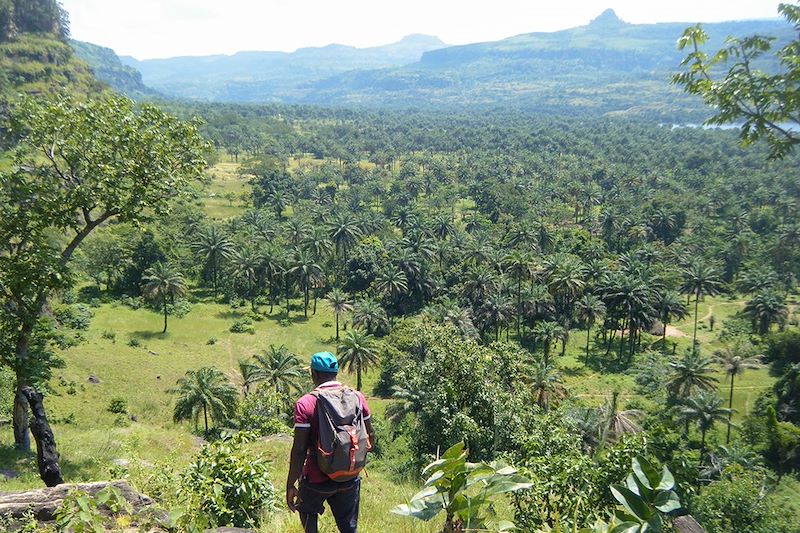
70, 40, 159, 99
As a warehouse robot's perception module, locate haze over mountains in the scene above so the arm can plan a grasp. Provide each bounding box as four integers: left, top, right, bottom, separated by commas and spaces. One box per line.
72, 9, 792, 118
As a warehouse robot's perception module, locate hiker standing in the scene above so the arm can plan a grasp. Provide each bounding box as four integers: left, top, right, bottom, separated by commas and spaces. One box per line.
286, 351, 376, 533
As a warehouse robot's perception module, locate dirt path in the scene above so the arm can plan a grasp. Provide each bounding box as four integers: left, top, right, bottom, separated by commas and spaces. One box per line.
700, 304, 714, 323
664, 325, 688, 338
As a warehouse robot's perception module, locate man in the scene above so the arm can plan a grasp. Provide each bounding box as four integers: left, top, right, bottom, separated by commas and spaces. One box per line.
286, 351, 375, 533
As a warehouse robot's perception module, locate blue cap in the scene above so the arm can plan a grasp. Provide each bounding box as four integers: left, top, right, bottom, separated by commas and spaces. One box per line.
310, 351, 339, 373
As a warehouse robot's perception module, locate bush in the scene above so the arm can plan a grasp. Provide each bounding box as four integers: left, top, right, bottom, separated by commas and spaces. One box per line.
230, 318, 255, 334
107, 397, 128, 414
237, 386, 292, 436
169, 298, 192, 318
54, 304, 93, 330
206, 337, 217, 345
127, 337, 142, 348
101, 330, 116, 342
177, 432, 276, 528
120, 295, 144, 310
694, 465, 799, 533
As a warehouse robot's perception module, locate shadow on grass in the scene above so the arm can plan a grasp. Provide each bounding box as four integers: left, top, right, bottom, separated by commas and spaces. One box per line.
0, 443, 102, 485
215, 310, 246, 320
129, 330, 168, 340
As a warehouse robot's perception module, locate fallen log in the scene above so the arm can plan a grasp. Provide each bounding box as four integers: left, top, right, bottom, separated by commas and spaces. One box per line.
674, 515, 706, 533
0, 480, 153, 522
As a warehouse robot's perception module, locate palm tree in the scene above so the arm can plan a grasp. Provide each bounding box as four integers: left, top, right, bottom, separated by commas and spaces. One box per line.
172, 367, 238, 433
327, 213, 363, 263
284, 218, 310, 247
302, 227, 333, 261
504, 251, 534, 337
597, 391, 643, 450
260, 243, 285, 314
666, 349, 719, 400
526, 360, 567, 412
431, 214, 455, 240
714, 343, 762, 443
461, 264, 499, 308
191, 226, 234, 298
337, 330, 378, 391
680, 262, 722, 349
237, 358, 260, 397
679, 392, 733, 462
575, 293, 606, 364
477, 293, 514, 341
326, 288, 353, 340
532, 321, 565, 366
655, 290, 688, 349
375, 269, 409, 302
230, 248, 262, 311
743, 291, 788, 334
252, 345, 305, 395
352, 299, 389, 335
385, 383, 424, 425
142, 262, 187, 333
289, 250, 323, 318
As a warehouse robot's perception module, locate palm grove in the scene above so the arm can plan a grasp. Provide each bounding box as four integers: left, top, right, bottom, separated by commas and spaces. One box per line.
0, 2, 799, 532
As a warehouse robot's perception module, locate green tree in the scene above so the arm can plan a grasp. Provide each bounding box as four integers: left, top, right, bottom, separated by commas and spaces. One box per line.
251, 345, 304, 395
654, 290, 687, 349
666, 350, 719, 400
504, 251, 534, 337
526, 360, 567, 412
229, 248, 262, 311
680, 261, 721, 350
191, 226, 234, 298
0, 94, 206, 454
142, 261, 187, 333
327, 213, 363, 263
289, 249, 323, 318
673, 4, 800, 158
352, 298, 389, 335
326, 288, 352, 340
532, 321, 565, 367
743, 291, 788, 334
172, 367, 238, 433
679, 392, 733, 462
714, 343, 762, 443
575, 293, 606, 364
337, 329, 378, 391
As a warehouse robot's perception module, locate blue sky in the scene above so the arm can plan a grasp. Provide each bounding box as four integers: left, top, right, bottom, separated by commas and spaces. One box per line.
61, 0, 783, 59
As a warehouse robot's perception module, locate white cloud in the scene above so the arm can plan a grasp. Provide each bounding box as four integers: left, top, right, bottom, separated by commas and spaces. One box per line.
60, 0, 783, 59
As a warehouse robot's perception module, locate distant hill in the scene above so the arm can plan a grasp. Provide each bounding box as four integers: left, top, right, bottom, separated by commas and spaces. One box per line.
71, 40, 160, 99
295, 10, 793, 118
104, 9, 793, 119
121, 34, 447, 102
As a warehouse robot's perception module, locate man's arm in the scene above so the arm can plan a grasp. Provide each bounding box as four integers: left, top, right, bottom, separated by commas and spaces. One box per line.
286, 427, 310, 512
365, 418, 376, 450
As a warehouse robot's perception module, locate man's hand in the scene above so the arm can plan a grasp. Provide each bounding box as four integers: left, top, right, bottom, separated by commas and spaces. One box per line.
286, 484, 299, 512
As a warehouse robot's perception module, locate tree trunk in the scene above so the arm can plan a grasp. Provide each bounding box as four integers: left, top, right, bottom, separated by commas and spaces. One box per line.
662, 319, 668, 350
13, 321, 35, 451
692, 292, 700, 350
21, 387, 63, 487
356, 362, 362, 391
335, 313, 340, 340
162, 300, 168, 333
203, 402, 209, 434
727, 374, 735, 444
313, 289, 317, 315
585, 326, 591, 365
699, 428, 707, 463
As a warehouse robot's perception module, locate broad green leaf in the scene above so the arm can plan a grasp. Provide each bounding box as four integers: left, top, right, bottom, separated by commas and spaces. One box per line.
609, 522, 642, 533
632, 457, 659, 490
610, 485, 650, 521
442, 441, 466, 459
655, 466, 675, 491
423, 470, 445, 488
653, 490, 680, 513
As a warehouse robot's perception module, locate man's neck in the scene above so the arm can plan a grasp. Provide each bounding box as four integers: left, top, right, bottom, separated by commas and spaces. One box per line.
314, 379, 341, 388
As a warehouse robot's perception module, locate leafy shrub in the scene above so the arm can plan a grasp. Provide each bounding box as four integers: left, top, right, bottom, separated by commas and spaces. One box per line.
169, 298, 192, 318
237, 386, 291, 436
278, 318, 291, 327
54, 487, 132, 533
206, 337, 217, 345
107, 397, 128, 414
230, 318, 255, 334
177, 432, 276, 528
694, 465, 799, 533
120, 295, 144, 310
127, 337, 142, 348
101, 330, 116, 342
322, 321, 332, 328
54, 304, 93, 330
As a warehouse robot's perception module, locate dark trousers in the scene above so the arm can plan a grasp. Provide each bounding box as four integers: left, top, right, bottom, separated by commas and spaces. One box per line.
298, 476, 360, 533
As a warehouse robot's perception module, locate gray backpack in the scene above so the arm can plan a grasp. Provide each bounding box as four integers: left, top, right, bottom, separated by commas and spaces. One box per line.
311, 386, 371, 482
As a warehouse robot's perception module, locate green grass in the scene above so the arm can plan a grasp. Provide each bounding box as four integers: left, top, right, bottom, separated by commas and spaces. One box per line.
203, 161, 251, 220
